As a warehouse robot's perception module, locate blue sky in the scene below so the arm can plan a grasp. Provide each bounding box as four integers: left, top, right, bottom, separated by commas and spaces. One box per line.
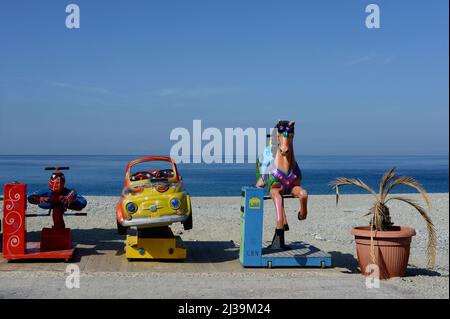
0, 0, 448, 155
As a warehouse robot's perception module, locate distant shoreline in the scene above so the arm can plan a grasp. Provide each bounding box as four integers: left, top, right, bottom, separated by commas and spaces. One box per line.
1, 155, 448, 196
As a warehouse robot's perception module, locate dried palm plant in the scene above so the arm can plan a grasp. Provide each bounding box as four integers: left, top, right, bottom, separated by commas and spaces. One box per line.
329, 168, 436, 268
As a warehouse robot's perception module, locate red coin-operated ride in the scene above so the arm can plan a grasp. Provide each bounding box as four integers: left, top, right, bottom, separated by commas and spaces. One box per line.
2, 167, 87, 261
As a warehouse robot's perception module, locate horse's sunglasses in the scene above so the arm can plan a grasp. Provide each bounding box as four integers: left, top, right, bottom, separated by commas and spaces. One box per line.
277, 124, 294, 137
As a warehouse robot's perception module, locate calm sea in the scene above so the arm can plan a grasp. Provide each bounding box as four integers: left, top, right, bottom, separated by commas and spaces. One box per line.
0, 155, 448, 196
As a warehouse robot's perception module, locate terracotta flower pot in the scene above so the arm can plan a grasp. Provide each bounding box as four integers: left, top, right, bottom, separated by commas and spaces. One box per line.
351, 226, 416, 279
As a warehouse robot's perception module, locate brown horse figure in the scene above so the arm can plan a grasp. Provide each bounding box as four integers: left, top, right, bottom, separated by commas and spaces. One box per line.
256, 120, 308, 250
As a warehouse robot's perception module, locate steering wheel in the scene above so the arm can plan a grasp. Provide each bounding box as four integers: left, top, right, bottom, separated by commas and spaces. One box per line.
130, 171, 155, 181
158, 169, 174, 178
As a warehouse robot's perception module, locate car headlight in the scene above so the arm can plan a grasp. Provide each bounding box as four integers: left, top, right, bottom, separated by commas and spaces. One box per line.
126, 202, 138, 214
170, 198, 181, 210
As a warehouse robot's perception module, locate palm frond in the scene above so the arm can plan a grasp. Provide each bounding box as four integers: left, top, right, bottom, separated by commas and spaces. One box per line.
364, 205, 375, 217
335, 181, 340, 206
330, 177, 379, 206
379, 167, 397, 201
386, 196, 436, 268
370, 203, 383, 263
373, 202, 384, 230
385, 176, 431, 210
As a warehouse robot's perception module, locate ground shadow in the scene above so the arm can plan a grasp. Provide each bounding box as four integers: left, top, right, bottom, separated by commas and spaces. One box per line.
329, 251, 360, 273
0, 228, 126, 262
262, 241, 325, 257
328, 251, 445, 278
184, 240, 239, 263
2, 229, 445, 275
70, 228, 127, 261
1, 228, 239, 264
404, 266, 444, 277
129, 240, 239, 263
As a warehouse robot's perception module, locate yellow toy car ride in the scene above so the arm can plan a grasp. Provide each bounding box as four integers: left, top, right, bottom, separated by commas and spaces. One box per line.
116, 156, 192, 235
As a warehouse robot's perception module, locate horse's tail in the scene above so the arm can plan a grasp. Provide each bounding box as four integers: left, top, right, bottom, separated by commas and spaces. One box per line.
255, 157, 267, 188
256, 148, 273, 187
255, 157, 259, 176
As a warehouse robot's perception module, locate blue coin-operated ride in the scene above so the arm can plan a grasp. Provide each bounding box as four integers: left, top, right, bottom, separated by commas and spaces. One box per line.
239, 187, 332, 268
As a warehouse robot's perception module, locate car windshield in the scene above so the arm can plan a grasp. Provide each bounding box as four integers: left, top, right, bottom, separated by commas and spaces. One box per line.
129, 160, 176, 183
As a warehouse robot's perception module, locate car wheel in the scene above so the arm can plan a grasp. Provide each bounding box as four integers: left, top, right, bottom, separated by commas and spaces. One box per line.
117, 220, 127, 235
183, 212, 193, 230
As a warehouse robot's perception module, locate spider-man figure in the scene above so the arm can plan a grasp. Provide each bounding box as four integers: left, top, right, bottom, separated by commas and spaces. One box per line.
28, 167, 87, 229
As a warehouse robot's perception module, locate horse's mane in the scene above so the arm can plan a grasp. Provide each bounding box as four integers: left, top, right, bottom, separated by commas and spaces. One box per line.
287, 138, 295, 171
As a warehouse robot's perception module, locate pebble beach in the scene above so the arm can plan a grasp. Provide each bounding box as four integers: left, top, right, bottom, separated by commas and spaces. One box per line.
0, 193, 448, 299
